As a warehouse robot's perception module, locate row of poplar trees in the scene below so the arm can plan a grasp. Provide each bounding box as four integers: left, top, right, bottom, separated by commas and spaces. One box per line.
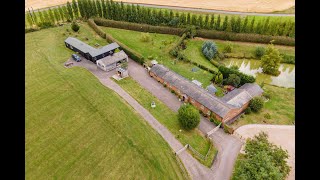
26, 0, 295, 37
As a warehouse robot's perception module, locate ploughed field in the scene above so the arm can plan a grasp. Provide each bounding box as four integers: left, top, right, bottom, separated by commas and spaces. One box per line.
25, 23, 184, 179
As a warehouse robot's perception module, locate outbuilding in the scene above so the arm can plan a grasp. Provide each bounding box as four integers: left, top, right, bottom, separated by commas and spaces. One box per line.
96, 50, 128, 71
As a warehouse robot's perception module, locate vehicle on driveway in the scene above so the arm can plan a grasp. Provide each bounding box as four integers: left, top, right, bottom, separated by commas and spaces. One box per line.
72, 54, 81, 62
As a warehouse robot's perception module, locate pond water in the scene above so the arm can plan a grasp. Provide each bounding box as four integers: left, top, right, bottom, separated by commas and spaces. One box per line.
224, 59, 295, 88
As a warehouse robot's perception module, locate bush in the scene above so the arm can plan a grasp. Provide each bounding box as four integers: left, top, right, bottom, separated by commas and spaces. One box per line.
281, 53, 295, 64
177, 51, 187, 61
255, 46, 265, 58
244, 107, 252, 114
140, 33, 152, 42
218, 65, 255, 85
183, 25, 197, 38
171, 90, 175, 93
249, 97, 264, 112
94, 18, 184, 36
223, 42, 233, 53
197, 29, 295, 46
225, 74, 241, 87
223, 124, 234, 134
71, 21, 80, 32
264, 113, 271, 119
263, 92, 271, 100
230, 65, 239, 70
202, 41, 218, 60
169, 48, 179, 57
178, 104, 200, 130
210, 117, 221, 126
163, 84, 167, 88
261, 43, 282, 76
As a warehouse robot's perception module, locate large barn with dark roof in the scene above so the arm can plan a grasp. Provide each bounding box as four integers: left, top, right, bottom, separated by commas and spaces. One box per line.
64, 37, 120, 62
149, 64, 263, 124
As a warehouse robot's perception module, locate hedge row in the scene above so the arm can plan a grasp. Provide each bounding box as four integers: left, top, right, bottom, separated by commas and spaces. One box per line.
197, 29, 295, 46
94, 18, 184, 36
88, 19, 106, 38
25, 28, 40, 34
168, 33, 187, 53
88, 19, 145, 65
281, 53, 295, 64
218, 65, 256, 85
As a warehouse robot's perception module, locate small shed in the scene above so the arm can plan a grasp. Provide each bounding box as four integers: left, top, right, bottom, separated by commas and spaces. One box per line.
206, 84, 217, 95
116, 67, 129, 78
191, 80, 202, 87
96, 50, 128, 71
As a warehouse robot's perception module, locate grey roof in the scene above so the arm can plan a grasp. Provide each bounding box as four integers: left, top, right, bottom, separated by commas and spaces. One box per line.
221, 83, 263, 107
192, 80, 202, 87
65, 37, 119, 57
150, 64, 236, 118
207, 84, 217, 94
96, 50, 128, 66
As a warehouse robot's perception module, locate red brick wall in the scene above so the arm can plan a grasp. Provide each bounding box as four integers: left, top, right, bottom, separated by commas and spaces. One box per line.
223, 102, 249, 122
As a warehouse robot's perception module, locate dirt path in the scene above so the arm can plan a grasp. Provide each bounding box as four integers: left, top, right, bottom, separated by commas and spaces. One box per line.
26, 0, 295, 15
234, 124, 295, 180
67, 58, 214, 179
127, 59, 243, 180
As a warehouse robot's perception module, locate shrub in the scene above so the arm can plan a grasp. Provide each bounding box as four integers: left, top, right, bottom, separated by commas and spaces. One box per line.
183, 25, 197, 38
210, 117, 221, 126
178, 104, 200, 130
244, 107, 252, 114
225, 74, 241, 87
281, 53, 295, 64
255, 46, 265, 58
170, 48, 179, 57
223, 42, 233, 53
230, 65, 239, 70
177, 51, 187, 61
202, 41, 218, 60
71, 21, 80, 32
263, 92, 271, 99
163, 84, 167, 88
197, 29, 295, 46
264, 113, 271, 119
140, 32, 152, 42
218, 65, 255, 85
249, 97, 264, 112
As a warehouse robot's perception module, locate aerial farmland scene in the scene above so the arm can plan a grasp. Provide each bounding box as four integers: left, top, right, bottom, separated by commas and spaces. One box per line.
25, 0, 295, 179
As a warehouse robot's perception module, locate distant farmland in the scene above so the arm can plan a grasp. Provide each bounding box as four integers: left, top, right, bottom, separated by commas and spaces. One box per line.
25, 23, 184, 179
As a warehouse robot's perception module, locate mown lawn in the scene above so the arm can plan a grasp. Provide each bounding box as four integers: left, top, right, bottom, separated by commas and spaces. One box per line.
115, 77, 217, 167
230, 84, 295, 129
26, 23, 185, 179
100, 26, 215, 87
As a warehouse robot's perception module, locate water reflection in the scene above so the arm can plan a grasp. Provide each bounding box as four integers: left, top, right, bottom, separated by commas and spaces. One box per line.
226, 59, 295, 88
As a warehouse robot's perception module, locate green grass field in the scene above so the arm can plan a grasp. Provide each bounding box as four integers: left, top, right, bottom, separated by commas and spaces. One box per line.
100, 26, 215, 87
114, 77, 216, 167
26, 23, 185, 179
231, 84, 295, 129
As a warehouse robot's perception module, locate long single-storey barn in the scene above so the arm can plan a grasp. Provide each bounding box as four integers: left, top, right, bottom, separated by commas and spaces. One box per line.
64, 37, 120, 63
96, 50, 128, 71
149, 64, 263, 124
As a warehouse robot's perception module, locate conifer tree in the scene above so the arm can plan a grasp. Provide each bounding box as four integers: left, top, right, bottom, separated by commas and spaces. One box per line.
226, 18, 232, 32
241, 16, 248, 33
289, 22, 295, 37
67, 2, 74, 20
249, 17, 255, 33
204, 14, 209, 29
255, 21, 263, 34
191, 14, 197, 26
48, 8, 56, 24
77, 0, 84, 18
163, 9, 169, 24
262, 17, 270, 34
180, 12, 186, 25
158, 10, 164, 24
210, 14, 215, 29
101, 0, 107, 18
62, 6, 70, 21
96, 0, 102, 17
221, 16, 228, 31
58, 6, 65, 21
31, 8, 38, 25
43, 9, 51, 23
169, 10, 174, 21
230, 16, 236, 32
215, 15, 221, 30
72, 0, 79, 19
26, 11, 34, 27
235, 16, 241, 33
38, 11, 45, 23
198, 15, 203, 28
54, 8, 61, 22
131, 4, 137, 22
187, 13, 191, 25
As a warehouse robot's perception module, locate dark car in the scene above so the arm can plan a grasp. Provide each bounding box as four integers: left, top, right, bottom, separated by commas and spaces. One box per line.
72, 54, 81, 62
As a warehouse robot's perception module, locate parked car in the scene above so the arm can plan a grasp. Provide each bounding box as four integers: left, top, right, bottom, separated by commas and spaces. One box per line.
72, 54, 81, 62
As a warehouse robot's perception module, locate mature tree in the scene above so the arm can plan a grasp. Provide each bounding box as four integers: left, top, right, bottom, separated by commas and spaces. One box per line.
191, 14, 197, 26
101, 0, 107, 18
215, 15, 221, 30
262, 17, 270, 34
53, 8, 61, 22
261, 43, 282, 75
186, 12, 191, 24
255, 21, 263, 34
249, 97, 264, 112
249, 17, 255, 33
58, 6, 65, 21
209, 14, 215, 29
233, 132, 290, 180
42, 9, 50, 23
72, 0, 79, 19
26, 11, 34, 27
180, 12, 186, 25
31, 8, 38, 25
62, 6, 71, 21
66, 2, 74, 20
221, 16, 228, 31
96, 0, 102, 17
230, 16, 236, 32
241, 16, 248, 33
225, 74, 241, 87
178, 104, 200, 130
235, 16, 241, 33
48, 8, 56, 24
169, 10, 174, 21
198, 15, 203, 28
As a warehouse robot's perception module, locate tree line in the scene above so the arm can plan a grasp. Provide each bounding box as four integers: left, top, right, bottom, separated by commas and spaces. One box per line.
26, 0, 295, 38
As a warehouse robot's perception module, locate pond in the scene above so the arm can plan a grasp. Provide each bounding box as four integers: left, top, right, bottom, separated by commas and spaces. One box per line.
223, 59, 295, 88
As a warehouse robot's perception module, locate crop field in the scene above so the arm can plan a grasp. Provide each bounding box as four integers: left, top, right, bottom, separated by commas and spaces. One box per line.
25, 23, 184, 179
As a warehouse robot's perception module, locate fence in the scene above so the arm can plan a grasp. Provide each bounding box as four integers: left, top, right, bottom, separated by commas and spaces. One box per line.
187, 144, 212, 161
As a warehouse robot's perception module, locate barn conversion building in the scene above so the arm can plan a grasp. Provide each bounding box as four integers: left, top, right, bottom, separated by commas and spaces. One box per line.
64, 37, 120, 62
149, 64, 263, 123
96, 50, 128, 71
